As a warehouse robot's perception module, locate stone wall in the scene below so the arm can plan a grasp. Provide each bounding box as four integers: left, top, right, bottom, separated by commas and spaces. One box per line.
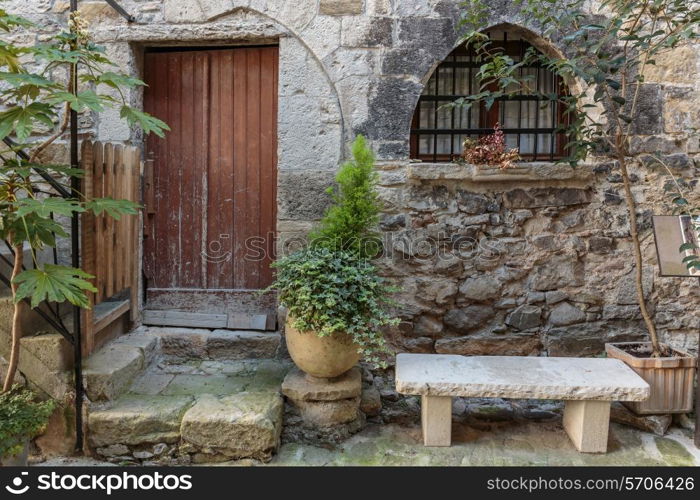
4, 0, 699, 357
366, 161, 699, 356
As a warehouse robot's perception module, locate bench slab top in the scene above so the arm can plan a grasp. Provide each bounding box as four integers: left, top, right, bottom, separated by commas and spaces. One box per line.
395, 354, 649, 401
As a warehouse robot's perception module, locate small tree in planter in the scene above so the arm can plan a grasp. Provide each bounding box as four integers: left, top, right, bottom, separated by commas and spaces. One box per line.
0, 386, 55, 465
459, 0, 699, 412
0, 7, 168, 391
270, 136, 398, 378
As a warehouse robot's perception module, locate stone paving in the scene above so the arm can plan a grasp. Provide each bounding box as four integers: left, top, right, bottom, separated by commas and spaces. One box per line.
39, 421, 698, 467
271, 422, 699, 466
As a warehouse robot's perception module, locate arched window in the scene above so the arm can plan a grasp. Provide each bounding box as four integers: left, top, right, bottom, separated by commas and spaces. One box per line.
410, 31, 569, 162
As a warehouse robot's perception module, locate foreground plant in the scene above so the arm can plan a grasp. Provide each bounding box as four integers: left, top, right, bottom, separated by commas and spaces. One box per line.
309, 135, 383, 258
0, 6, 168, 390
459, 0, 700, 356
271, 135, 398, 366
272, 247, 397, 366
0, 386, 55, 459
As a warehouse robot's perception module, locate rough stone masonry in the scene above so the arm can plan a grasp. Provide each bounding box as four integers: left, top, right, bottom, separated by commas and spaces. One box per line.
5, 0, 699, 360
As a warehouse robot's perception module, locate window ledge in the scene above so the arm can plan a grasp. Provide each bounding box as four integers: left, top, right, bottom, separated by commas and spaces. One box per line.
406, 161, 594, 183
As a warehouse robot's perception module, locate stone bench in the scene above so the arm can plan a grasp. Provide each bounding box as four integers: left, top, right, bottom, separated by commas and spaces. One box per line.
395, 353, 650, 453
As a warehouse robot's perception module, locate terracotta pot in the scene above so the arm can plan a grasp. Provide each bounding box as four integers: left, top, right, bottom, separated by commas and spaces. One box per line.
606, 342, 696, 414
285, 318, 360, 379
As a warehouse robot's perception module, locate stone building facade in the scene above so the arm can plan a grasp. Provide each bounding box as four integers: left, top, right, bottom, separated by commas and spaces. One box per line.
5, 0, 700, 361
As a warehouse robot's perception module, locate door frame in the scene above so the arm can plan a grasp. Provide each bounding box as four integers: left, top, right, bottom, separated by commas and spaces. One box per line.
139, 44, 280, 324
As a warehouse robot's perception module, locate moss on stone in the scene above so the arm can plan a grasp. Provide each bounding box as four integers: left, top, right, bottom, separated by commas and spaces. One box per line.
654, 437, 695, 466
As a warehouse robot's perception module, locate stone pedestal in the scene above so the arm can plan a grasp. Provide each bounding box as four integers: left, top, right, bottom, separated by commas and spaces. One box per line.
282, 367, 362, 426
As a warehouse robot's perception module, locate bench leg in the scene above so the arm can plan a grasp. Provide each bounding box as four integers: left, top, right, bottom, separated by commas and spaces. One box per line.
563, 400, 611, 453
421, 395, 452, 446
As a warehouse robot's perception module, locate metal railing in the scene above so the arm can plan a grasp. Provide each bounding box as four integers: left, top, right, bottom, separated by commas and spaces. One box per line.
1, 135, 84, 449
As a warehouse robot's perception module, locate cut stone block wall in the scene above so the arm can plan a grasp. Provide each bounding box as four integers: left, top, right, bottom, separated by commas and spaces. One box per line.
4, 0, 699, 357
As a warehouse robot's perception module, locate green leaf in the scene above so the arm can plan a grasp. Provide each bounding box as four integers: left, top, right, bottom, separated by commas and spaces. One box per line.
0, 102, 54, 141
13, 264, 96, 309
47, 90, 106, 112
605, 78, 621, 91
94, 71, 145, 89
85, 197, 139, 219
0, 11, 34, 31
5, 214, 68, 248
0, 42, 22, 72
14, 198, 85, 218
0, 72, 57, 89
679, 242, 697, 252
119, 106, 170, 137
612, 96, 626, 106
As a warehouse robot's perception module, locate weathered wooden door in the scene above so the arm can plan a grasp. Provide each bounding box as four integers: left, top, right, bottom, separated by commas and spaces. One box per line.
143, 47, 278, 303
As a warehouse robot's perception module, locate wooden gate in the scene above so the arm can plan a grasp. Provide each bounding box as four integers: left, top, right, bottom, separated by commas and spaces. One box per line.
141, 47, 278, 324
80, 140, 140, 354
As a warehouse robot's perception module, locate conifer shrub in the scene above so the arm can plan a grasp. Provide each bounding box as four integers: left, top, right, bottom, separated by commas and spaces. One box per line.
309, 135, 382, 258
270, 135, 397, 365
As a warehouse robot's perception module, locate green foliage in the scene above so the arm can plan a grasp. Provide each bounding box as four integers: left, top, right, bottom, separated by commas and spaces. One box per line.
309, 135, 382, 259
0, 8, 169, 142
0, 6, 168, 317
271, 247, 398, 366
85, 197, 139, 219
0, 386, 55, 458
119, 106, 169, 138
273, 136, 397, 365
663, 173, 700, 272
14, 265, 97, 308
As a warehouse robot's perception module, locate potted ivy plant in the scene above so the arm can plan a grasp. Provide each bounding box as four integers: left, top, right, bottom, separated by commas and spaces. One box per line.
459, 0, 699, 413
0, 386, 55, 466
270, 136, 398, 379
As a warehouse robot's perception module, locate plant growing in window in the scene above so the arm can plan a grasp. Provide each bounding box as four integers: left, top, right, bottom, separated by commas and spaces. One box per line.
0, 7, 169, 391
462, 123, 521, 169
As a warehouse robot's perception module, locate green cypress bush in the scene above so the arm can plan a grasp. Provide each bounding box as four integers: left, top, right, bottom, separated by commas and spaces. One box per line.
309, 135, 382, 258
270, 135, 397, 366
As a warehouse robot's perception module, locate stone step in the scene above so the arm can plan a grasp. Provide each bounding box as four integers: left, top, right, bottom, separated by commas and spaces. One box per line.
83, 331, 158, 402
150, 327, 281, 361
88, 358, 290, 463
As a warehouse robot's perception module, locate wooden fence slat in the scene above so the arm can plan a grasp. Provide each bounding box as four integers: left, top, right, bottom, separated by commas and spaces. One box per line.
130, 149, 140, 322
114, 144, 124, 294
104, 143, 115, 299
79, 140, 142, 354
92, 142, 105, 304
80, 140, 96, 355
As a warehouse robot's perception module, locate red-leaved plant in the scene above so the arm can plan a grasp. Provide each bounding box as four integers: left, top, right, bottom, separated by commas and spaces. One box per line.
462, 123, 520, 169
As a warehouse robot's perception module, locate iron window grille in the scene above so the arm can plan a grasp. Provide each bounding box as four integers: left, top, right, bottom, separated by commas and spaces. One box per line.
410, 34, 569, 163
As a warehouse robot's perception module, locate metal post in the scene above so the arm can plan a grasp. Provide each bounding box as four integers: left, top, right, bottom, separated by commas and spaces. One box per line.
69, 0, 84, 453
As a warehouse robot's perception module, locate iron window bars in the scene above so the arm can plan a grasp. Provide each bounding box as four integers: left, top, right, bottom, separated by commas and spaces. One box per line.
410, 34, 569, 163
